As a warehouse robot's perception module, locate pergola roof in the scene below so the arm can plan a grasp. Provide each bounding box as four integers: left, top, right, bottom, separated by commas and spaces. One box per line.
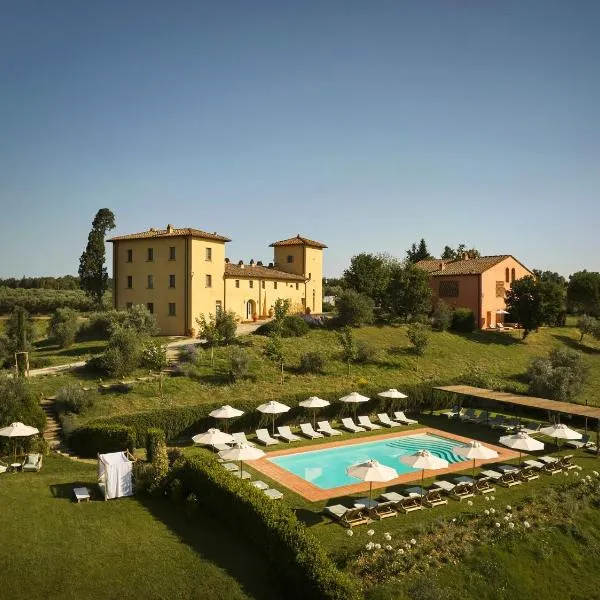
434, 385, 600, 420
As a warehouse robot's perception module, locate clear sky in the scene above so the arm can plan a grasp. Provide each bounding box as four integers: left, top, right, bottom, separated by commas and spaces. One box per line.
1, 1, 599, 278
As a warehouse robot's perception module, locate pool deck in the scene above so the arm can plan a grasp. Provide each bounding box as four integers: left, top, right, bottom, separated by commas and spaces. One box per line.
250, 427, 520, 502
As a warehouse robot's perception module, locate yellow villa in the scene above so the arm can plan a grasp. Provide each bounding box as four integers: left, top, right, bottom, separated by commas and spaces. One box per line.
416, 254, 533, 329
109, 225, 326, 336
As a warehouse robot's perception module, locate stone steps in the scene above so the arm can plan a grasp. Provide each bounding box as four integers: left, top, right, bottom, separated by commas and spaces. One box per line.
40, 397, 61, 444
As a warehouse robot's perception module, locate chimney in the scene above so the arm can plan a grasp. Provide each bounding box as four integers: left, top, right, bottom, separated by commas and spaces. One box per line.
439, 261, 445, 271
225, 258, 230, 263
238, 260, 244, 269
166, 224, 174, 233
249, 259, 255, 266
257, 261, 263, 266
462, 252, 469, 261
268, 263, 274, 268
149, 227, 155, 232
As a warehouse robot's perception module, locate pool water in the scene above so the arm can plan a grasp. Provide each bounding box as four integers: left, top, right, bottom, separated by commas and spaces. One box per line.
268, 433, 468, 490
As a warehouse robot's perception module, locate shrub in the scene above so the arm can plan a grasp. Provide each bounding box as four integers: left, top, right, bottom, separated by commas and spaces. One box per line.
299, 352, 325, 374
335, 290, 374, 327
48, 307, 80, 348
56, 384, 95, 415
280, 315, 309, 338
196, 310, 237, 346
228, 347, 250, 381
178, 456, 361, 600
77, 310, 118, 341
337, 326, 357, 376
577, 315, 599, 342
133, 461, 155, 494
68, 423, 136, 458
101, 327, 145, 377
123, 304, 157, 336
431, 300, 452, 331
451, 308, 476, 333
146, 427, 169, 487
142, 341, 168, 372
0, 375, 46, 433
322, 301, 335, 312
5, 305, 35, 353
0, 334, 9, 368
407, 322, 430, 356
355, 341, 376, 364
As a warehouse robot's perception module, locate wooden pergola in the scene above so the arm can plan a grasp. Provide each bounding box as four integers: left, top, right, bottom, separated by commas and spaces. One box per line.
434, 385, 600, 455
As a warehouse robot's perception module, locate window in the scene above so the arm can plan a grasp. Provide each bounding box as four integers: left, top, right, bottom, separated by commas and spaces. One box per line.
147, 248, 154, 261
295, 283, 299, 290
235, 279, 240, 288
439, 280, 459, 298
261, 281, 265, 289
215, 300, 222, 314
169, 246, 176, 260
147, 275, 154, 289
511, 268, 516, 282
496, 281, 505, 298
169, 274, 175, 288
505, 268, 510, 283
287, 255, 294, 263
274, 282, 278, 290
127, 276, 133, 289
168, 303, 176, 316
205, 247, 212, 261
147, 302, 154, 314
205, 274, 212, 288
126, 249, 133, 263
126, 302, 133, 310
249, 280, 254, 289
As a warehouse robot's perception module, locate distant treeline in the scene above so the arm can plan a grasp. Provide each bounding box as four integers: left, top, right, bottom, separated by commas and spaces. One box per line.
0, 275, 81, 290
0, 288, 114, 315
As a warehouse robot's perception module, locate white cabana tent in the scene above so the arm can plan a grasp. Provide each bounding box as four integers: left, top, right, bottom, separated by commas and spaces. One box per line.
98, 451, 135, 500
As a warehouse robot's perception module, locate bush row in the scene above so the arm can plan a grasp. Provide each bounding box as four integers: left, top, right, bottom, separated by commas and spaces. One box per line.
0, 287, 95, 315
68, 423, 136, 457
177, 455, 360, 600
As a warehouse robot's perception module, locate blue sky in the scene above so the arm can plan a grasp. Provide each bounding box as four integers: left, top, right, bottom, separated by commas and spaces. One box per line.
1, 1, 599, 278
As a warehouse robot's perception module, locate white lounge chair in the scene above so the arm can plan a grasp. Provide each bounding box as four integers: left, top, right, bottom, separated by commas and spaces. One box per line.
232, 432, 256, 447
394, 411, 418, 425
232, 470, 251, 480
263, 488, 283, 500
443, 406, 462, 419
358, 416, 382, 430
222, 462, 239, 472
377, 413, 402, 428
341, 418, 365, 433
0, 460, 7, 474
317, 420, 342, 436
277, 426, 302, 443
255, 429, 279, 446
432, 480, 475, 500
250, 480, 269, 490
299, 423, 324, 439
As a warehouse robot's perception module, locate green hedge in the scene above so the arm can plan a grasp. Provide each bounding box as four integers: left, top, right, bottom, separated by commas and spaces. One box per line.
146, 427, 166, 463
68, 423, 136, 458
178, 455, 360, 600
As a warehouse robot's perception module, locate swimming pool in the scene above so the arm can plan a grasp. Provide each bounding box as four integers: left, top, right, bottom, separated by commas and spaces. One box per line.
268, 433, 469, 490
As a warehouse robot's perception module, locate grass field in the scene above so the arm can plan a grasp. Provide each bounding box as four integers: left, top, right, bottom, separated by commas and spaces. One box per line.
0, 455, 282, 600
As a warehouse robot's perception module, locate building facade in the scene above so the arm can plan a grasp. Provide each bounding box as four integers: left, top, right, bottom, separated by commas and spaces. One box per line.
109, 225, 326, 335
416, 255, 533, 329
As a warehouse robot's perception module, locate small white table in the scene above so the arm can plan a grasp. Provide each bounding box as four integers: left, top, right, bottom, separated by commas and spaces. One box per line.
73, 487, 91, 503
10, 463, 21, 473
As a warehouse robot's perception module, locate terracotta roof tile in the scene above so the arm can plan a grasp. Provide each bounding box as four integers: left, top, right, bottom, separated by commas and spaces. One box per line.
269, 234, 327, 249
224, 263, 305, 281
109, 226, 231, 243
416, 255, 511, 276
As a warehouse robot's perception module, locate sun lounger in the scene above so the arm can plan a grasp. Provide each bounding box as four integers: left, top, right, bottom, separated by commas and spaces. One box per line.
443, 406, 462, 419
277, 426, 302, 443
232, 470, 251, 480
519, 423, 542, 435
263, 488, 283, 500
433, 480, 475, 501
523, 459, 545, 470
566, 434, 593, 450
0, 459, 9, 474
214, 443, 233, 452
405, 486, 448, 508
368, 501, 398, 520
394, 411, 418, 425
232, 432, 256, 447
357, 416, 382, 431
459, 408, 478, 422
299, 423, 324, 439
21, 453, 42, 472
222, 462, 239, 472
250, 480, 269, 490
324, 504, 369, 528
317, 421, 343, 436
453, 475, 495, 494
497, 419, 520, 432
479, 469, 522, 487
486, 415, 505, 428
556, 455, 577, 470
341, 418, 365, 433
396, 495, 424, 513
518, 465, 540, 482
255, 428, 279, 446
379, 491, 406, 503
377, 413, 402, 428
473, 411, 490, 425
538, 456, 563, 475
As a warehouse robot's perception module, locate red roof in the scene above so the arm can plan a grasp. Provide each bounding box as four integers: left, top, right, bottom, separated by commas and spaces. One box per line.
109, 226, 230, 243
269, 235, 327, 249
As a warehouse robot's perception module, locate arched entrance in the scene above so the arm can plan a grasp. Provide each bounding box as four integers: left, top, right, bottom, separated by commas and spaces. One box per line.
246, 299, 256, 320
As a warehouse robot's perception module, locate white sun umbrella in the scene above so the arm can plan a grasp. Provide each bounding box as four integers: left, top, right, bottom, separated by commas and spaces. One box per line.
0, 422, 39, 461
339, 392, 370, 419
499, 431, 544, 464
256, 401, 291, 435
400, 449, 449, 504
539, 423, 582, 450
191, 428, 234, 452
209, 405, 245, 432
453, 441, 499, 479
378, 389, 408, 416
299, 396, 330, 428
219, 442, 265, 478
347, 459, 398, 506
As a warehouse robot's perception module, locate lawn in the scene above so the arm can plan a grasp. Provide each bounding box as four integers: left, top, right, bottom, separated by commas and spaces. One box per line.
0, 455, 282, 600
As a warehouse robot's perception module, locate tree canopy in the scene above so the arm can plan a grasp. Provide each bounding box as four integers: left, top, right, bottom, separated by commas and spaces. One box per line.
567, 271, 600, 316
79, 208, 116, 309
441, 244, 481, 260
343, 253, 396, 305
384, 262, 432, 321
505, 276, 543, 339
405, 239, 432, 263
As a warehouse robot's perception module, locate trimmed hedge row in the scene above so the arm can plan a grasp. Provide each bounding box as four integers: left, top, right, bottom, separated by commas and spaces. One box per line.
69, 423, 136, 458
178, 455, 360, 600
